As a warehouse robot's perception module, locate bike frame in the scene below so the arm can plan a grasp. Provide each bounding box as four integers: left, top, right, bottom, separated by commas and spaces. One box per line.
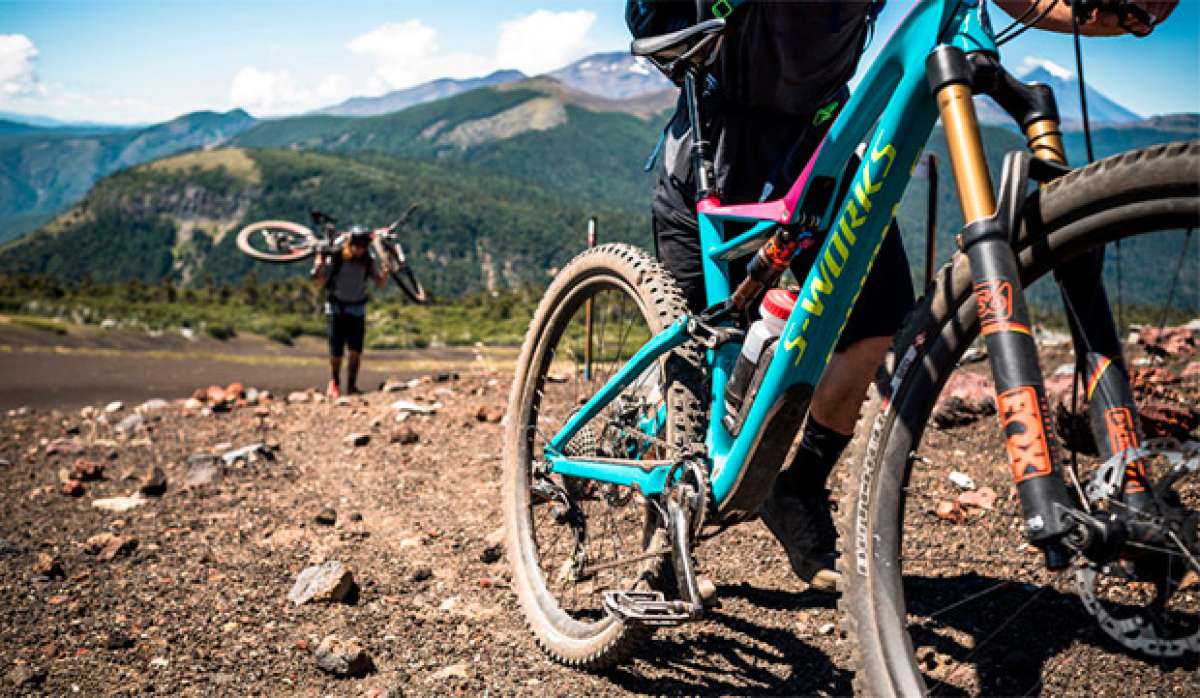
544, 0, 1082, 532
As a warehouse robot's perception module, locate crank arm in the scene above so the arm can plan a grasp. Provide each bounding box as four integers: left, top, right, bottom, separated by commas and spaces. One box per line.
667, 499, 705, 618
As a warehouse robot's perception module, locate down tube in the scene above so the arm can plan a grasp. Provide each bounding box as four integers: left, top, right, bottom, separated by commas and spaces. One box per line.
708, 71, 940, 505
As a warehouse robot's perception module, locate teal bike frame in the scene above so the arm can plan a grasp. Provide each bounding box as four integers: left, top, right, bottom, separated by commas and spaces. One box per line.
545, 0, 1000, 515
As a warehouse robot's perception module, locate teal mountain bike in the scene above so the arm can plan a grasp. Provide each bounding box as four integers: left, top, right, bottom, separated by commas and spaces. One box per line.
502, 0, 1200, 691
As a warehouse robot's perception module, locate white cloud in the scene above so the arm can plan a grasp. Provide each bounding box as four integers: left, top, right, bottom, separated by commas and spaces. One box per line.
345, 10, 597, 94
496, 10, 596, 76
0, 34, 179, 124
228, 67, 353, 115
347, 19, 491, 93
1019, 56, 1074, 80
0, 34, 39, 97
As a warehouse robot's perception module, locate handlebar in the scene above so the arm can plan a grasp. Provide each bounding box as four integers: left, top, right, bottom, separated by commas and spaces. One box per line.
387, 204, 419, 234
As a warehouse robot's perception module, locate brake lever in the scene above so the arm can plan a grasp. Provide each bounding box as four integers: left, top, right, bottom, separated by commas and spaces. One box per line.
1070, 0, 1157, 36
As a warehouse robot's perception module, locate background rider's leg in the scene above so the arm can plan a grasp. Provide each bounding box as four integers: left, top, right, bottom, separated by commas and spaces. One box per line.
346, 350, 362, 394
327, 311, 345, 394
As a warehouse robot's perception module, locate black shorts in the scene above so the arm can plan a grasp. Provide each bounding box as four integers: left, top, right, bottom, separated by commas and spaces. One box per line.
655, 214, 914, 351
328, 312, 365, 357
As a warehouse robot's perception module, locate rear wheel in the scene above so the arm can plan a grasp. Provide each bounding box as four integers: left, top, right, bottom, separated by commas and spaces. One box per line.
235, 220, 318, 262
502, 243, 705, 669
841, 141, 1200, 695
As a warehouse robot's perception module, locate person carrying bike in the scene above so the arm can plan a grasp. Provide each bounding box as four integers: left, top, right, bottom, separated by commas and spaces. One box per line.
312, 226, 387, 397
635, 0, 1176, 593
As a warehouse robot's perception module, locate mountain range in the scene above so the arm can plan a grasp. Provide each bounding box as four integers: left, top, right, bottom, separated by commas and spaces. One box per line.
315, 69, 527, 117
0, 52, 1192, 307
546, 52, 672, 100
0, 109, 256, 243
2, 66, 1194, 307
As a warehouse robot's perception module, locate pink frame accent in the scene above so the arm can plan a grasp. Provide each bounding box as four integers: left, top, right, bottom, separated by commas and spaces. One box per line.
695, 135, 828, 223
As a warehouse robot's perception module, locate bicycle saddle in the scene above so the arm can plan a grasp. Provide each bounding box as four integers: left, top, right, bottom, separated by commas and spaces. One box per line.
631, 18, 726, 67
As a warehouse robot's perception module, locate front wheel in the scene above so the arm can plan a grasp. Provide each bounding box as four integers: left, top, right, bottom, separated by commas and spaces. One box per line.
502, 243, 706, 669
841, 141, 1200, 696
378, 239, 428, 303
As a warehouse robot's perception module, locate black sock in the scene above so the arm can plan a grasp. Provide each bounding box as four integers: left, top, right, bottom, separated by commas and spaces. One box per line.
775, 417, 852, 494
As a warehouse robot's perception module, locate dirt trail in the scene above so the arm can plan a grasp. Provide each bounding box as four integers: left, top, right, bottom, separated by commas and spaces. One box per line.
1, 352, 1197, 695
0, 322, 509, 411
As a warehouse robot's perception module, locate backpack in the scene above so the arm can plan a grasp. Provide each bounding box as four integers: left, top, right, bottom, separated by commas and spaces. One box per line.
626, 1, 886, 39
625, 0, 707, 39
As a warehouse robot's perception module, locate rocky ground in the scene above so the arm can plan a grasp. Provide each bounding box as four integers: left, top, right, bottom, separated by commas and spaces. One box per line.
1, 326, 1198, 696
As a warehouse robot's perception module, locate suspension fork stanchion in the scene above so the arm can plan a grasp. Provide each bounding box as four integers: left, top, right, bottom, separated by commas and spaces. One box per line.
1026, 120, 1156, 512
928, 46, 1076, 568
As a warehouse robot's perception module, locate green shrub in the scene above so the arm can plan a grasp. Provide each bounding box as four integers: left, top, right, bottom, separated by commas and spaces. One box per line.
266, 327, 294, 345
11, 315, 68, 335
205, 323, 236, 341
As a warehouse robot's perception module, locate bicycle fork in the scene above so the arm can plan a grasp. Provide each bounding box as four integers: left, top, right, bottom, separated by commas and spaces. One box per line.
927, 46, 1139, 568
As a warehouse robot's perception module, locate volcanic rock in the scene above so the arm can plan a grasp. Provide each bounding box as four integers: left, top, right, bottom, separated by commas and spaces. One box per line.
313, 635, 373, 677
288, 561, 356, 605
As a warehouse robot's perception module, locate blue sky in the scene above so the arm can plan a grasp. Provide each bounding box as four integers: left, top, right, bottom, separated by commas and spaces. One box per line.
1, 0, 1196, 124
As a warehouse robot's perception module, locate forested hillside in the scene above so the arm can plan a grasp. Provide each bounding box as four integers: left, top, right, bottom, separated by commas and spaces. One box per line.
0, 148, 648, 298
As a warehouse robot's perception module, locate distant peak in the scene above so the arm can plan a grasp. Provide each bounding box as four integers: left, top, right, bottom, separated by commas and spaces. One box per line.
1019, 57, 1074, 81
543, 51, 671, 100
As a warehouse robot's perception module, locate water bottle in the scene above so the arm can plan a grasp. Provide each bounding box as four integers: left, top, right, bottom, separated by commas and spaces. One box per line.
722, 288, 797, 434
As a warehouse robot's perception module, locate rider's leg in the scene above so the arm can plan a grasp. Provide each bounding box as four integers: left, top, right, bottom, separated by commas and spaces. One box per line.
762, 223, 914, 592
327, 312, 344, 396
345, 314, 366, 394
809, 336, 894, 433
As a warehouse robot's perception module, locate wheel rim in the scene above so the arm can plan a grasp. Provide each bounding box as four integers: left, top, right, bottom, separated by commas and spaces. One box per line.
515, 274, 668, 636
383, 243, 428, 303
236, 220, 316, 262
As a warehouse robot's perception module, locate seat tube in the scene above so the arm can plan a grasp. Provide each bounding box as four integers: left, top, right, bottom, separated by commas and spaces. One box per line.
927, 46, 1075, 567
1027, 120, 1155, 511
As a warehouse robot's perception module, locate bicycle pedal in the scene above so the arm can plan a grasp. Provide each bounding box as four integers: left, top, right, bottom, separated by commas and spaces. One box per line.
602, 590, 698, 626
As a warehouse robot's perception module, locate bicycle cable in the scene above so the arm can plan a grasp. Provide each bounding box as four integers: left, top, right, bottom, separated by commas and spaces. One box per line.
994, 0, 1044, 40
996, 0, 1061, 46
1070, 4, 1130, 334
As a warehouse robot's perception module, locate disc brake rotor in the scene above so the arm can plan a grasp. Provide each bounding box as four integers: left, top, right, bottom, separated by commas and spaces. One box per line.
1075, 438, 1200, 657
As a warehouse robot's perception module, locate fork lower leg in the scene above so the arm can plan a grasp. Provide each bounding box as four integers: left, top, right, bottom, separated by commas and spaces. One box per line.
1025, 120, 1156, 512
930, 46, 1077, 566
